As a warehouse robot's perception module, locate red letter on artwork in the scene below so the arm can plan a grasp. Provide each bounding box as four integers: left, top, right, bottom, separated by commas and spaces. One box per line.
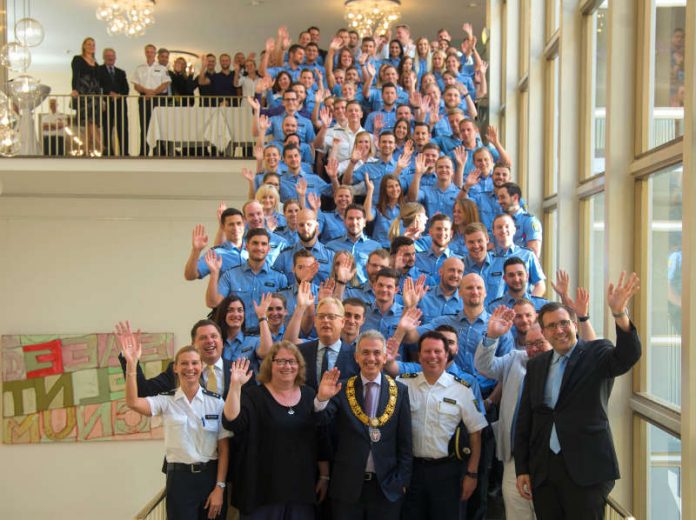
23, 340, 64, 378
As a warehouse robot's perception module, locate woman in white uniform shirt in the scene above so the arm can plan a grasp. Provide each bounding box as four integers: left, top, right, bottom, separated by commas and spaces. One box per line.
118, 321, 230, 520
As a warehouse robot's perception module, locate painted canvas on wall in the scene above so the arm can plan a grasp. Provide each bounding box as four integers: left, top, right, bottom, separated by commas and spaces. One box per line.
1, 332, 174, 444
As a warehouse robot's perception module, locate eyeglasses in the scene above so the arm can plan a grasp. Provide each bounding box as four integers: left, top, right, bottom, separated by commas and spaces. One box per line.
272, 358, 298, 367
525, 339, 547, 349
543, 320, 572, 331
316, 313, 343, 321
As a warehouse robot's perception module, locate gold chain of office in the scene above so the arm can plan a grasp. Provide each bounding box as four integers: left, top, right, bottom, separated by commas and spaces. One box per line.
346, 375, 397, 428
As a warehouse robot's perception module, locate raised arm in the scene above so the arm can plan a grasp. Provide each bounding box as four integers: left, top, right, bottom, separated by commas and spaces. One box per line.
223, 358, 253, 421
116, 321, 152, 416
184, 224, 208, 281
474, 306, 515, 380
204, 250, 225, 308
407, 153, 426, 202
486, 125, 511, 168
283, 281, 315, 344
254, 293, 274, 358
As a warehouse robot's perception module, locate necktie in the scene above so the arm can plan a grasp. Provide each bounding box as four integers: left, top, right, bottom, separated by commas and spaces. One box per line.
549, 355, 569, 453
109, 66, 115, 79
320, 346, 329, 375
364, 382, 378, 418
206, 365, 218, 394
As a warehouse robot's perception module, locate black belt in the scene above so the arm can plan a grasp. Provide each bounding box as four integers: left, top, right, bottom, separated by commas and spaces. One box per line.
414, 456, 455, 466
166, 460, 217, 473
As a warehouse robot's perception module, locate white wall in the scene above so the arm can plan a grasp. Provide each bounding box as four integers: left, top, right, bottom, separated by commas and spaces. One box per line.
0, 160, 250, 519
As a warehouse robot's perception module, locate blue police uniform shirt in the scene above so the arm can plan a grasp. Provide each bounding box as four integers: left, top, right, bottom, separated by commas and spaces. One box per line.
362, 300, 404, 344
317, 211, 346, 243
418, 285, 463, 323
509, 207, 543, 249
401, 170, 438, 193
365, 85, 409, 112
271, 140, 313, 165
414, 246, 454, 285
491, 245, 546, 293
197, 242, 248, 278
352, 156, 398, 205
364, 106, 398, 133
417, 183, 460, 220
326, 234, 382, 284
348, 282, 376, 305
272, 241, 335, 283
463, 252, 506, 305
222, 331, 260, 362
469, 190, 502, 234
431, 134, 461, 155
217, 262, 288, 331
279, 171, 332, 204
266, 65, 303, 82
418, 310, 514, 394
278, 282, 320, 323
268, 113, 316, 143
487, 291, 549, 313
397, 265, 435, 293
449, 232, 469, 257
274, 226, 299, 246
371, 204, 400, 247
266, 231, 289, 265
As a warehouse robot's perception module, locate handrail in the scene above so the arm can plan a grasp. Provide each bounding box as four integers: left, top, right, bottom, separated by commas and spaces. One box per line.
605, 495, 637, 520
12, 94, 254, 159
134, 487, 166, 520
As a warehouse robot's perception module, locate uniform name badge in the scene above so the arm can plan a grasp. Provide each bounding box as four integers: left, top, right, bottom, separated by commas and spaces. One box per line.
369, 426, 381, 442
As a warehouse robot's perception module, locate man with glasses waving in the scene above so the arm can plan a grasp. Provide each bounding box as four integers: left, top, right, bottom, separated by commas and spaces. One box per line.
513, 272, 641, 520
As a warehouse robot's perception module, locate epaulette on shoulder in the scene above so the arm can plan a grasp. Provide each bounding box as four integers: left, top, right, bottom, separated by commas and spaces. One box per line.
490, 296, 504, 304
159, 390, 176, 396
400, 372, 420, 378
202, 388, 222, 399
453, 376, 471, 387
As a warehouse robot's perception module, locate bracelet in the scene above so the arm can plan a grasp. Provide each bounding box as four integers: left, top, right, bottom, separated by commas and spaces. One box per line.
319, 475, 330, 481
612, 310, 627, 318
336, 280, 347, 285
578, 316, 590, 323
258, 317, 268, 322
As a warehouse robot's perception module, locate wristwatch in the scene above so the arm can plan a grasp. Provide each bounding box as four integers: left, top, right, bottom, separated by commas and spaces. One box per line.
216, 481, 226, 489
465, 471, 479, 479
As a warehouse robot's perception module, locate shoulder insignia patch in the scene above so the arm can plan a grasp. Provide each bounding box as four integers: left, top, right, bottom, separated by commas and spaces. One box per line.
400, 372, 420, 378
202, 388, 222, 399
159, 390, 176, 396
453, 376, 471, 387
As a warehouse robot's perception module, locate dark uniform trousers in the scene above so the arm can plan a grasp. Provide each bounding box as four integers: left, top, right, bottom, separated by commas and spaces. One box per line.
166, 460, 227, 520
402, 457, 462, 520
532, 451, 614, 520
332, 475, 402, 520
102, 97, 129, 156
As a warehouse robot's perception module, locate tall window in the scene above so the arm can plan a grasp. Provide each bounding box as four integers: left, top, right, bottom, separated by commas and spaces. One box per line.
644, 421, 682, 519
591, 2, 609, 175
543, 207, 558, 300
649, 1, 686, 148
645, 164, 682, 408
586, 192, 605, 336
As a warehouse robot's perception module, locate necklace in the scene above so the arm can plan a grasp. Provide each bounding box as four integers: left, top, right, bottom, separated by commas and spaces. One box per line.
267, 384, 299, 415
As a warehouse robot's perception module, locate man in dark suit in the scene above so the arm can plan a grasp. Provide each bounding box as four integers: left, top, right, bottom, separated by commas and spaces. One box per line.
298, 296, 361, 391
118, 319, 232, 398
514, 272, 641, 520
315, 330, 412, 520
98, 48, 129, 156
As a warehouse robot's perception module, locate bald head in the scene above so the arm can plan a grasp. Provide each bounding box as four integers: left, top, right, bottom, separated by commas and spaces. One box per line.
460, 273, 486, 308
297, 208, 319, 243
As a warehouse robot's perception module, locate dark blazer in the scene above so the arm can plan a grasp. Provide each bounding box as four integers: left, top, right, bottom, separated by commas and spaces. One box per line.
316, 374, 413, 503
514, 324, 641, 487
299, 339, 360, 391
97, 65, 129, 95
118, 354, 232, 398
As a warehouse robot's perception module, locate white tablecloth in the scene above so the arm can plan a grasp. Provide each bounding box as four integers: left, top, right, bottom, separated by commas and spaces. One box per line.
146, 106, 254, 150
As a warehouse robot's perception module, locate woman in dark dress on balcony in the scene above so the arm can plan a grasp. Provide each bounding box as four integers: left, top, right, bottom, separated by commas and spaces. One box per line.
71, 37, 102, 155
171, 57, 197, 106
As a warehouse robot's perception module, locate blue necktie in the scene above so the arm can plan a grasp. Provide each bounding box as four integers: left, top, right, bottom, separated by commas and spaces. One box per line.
549, 355, 569, 453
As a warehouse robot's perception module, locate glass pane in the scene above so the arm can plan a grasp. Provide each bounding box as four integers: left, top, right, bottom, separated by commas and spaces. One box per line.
647, 164, 682, 407
650, 1, 686, 148
543, 208, 558, 300
587, 193, 605, 337
647, 423, 681, 519
592, 3, 609, 174
552, 56, 560, 193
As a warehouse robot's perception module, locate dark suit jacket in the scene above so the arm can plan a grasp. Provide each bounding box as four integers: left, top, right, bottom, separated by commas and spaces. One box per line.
299, 339, 360, 391
97, 65, 129, 96
316, 374, 413, 503
118, 354, 232, 398
514, 324, 641, 487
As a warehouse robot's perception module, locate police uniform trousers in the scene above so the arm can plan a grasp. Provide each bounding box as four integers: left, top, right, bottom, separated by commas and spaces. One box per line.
332, 474, 402, 520
532, 451, 613, 520
166, 460, 227, 520
465, 424, 495, 520
402, 457, 462, 520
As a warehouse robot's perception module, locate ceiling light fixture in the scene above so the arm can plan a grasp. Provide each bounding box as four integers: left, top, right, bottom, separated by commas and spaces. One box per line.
344, 0, 401, 37
96, 0, 156, 38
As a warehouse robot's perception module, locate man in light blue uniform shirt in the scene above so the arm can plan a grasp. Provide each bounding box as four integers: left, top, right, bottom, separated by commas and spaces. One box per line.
418, 257, 465, 323
497, 182, 543, 258
462, 222, 506, 304
242, 200, 287, 265
361, 268, 405, 346
487, 257, 549, 313
278, 145, 334, 204
326, 204, 381, 284
414, 214, 454, 285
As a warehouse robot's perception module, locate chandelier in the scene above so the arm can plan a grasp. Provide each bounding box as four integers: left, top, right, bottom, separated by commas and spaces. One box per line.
344, 0, 401, 37
96, 0, 156, 37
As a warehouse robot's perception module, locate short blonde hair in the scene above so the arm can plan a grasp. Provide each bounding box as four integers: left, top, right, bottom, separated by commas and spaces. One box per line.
255, 184, 281, 213
257, 341, 306, 386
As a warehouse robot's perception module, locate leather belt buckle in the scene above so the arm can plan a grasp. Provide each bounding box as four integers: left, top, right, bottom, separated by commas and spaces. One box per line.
191, 463, 203, 473
364, 472, 375, 481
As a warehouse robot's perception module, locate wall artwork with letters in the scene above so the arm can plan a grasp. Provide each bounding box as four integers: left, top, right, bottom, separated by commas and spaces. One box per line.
1, 332, 174, 444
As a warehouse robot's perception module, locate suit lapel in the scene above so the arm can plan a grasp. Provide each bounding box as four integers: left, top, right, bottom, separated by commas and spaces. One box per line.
557, 342, 586, 403
306, 341, 319, 389
376, 373, 390, 416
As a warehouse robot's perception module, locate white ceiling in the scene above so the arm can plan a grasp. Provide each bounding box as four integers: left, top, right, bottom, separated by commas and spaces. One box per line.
6, 0, 485, 94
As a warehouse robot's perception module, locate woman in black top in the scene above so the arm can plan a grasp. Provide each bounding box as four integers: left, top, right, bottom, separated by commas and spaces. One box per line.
171, 57, 197, 106
71, 37, 102, 155
223, 341, 329, 519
